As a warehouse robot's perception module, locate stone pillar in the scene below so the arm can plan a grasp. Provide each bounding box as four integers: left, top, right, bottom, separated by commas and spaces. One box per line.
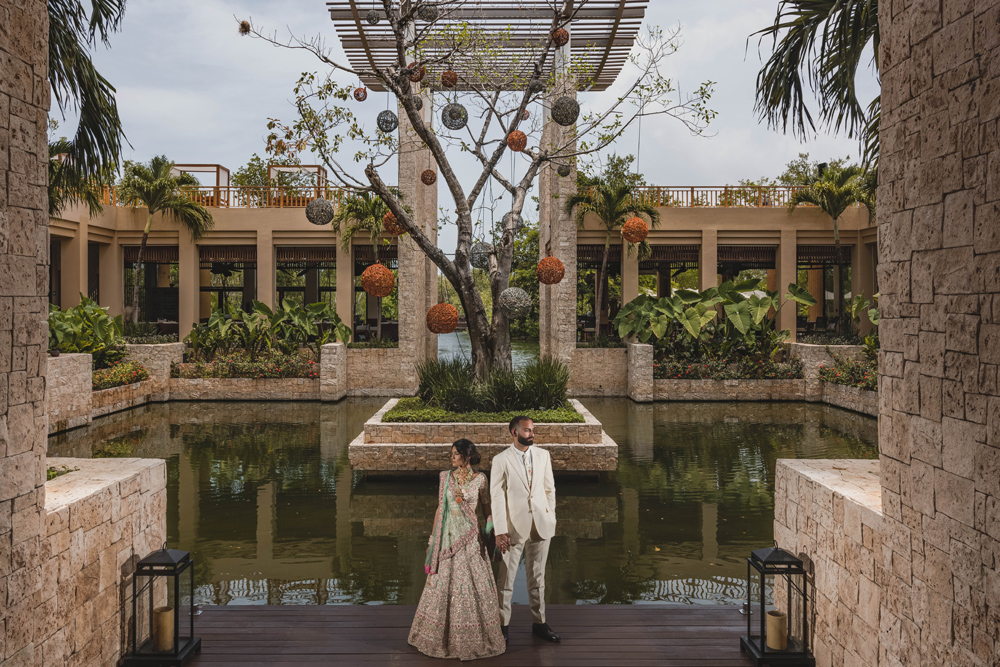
698, 229, 717, 290
256, 230, 274, 310
335, 240, 353, 339
177, 236, 200, 338
320, 342, 346, 402
1, 2, 50, 665
98, 241, 123, 315
538, 32, 578, 366
777, 229, 797, 341
851, 234, 876, 335
61, 218, 87, 308
621, 249, 639, 306
807, 268, 824, 320
627, 343, 653, 403
877, 1, 1000, 665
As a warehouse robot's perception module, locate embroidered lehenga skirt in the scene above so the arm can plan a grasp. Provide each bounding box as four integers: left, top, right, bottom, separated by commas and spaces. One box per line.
408, 471, 506, 661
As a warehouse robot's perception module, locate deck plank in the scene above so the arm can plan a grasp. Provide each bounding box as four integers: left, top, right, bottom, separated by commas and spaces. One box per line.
187, 605, 754, 667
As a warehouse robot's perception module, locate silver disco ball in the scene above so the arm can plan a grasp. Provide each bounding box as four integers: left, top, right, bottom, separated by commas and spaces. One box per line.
551, 96, 580, 126
412, 95, 423, 111
365, 9, 380, 25
441, 103, 468, 130
305, 197, 335, 225
498, 287, 532, 319
377, 109, 399, 133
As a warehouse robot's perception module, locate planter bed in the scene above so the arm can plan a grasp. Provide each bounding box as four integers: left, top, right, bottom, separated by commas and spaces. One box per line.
821, 381, 878, 417
167, 377, 320, 401
92, 379, 158, 418
350, 399, 617, 473
654, 378, 809, 402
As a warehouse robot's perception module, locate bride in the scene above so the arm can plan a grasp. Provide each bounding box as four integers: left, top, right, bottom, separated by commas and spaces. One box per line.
408, 439, 506, 661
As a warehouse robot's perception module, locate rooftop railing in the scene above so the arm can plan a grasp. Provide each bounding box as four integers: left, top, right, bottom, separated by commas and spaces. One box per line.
100, 185, 813, 209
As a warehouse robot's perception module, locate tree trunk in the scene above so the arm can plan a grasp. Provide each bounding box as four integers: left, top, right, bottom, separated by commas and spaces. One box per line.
129, 212, 155, 324
594, 234, 611, 339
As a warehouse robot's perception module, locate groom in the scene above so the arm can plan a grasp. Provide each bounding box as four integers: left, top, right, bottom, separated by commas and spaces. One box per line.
491, 415, 560, 644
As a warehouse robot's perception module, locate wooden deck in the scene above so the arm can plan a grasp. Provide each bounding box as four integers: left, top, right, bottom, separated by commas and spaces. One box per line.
188, 604, 754, 666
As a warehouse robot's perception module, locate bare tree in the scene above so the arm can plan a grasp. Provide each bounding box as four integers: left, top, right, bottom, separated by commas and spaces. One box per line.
240, 0, 715, 377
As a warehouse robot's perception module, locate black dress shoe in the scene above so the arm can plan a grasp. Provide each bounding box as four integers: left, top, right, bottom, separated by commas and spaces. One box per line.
501, 625, 508, 643
532, 622, 560, 642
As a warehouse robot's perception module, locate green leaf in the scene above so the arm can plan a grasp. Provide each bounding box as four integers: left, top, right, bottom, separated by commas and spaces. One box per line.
747, 295, 772, 324
675, 289, 701, 304
785, 282, 818, 306
651, 315, 668, 339
724, 301, 753, 335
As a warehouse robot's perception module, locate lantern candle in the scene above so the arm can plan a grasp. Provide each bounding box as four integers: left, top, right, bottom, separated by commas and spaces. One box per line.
766, 610, 788, 651
153, 606, 175, 651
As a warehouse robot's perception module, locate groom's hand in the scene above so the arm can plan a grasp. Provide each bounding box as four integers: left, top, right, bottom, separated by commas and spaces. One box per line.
496, 534, 510, 553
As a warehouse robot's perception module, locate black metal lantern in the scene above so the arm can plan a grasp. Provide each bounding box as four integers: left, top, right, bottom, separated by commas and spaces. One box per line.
740, 545, 814, 666
124, 546, 201, 666
441, 103, 468, 130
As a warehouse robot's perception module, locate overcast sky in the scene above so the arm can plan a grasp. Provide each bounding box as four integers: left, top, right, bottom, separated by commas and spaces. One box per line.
63, 0, 879, 250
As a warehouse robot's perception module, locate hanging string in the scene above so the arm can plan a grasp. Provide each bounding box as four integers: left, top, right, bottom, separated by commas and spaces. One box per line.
635, 108, 642, 179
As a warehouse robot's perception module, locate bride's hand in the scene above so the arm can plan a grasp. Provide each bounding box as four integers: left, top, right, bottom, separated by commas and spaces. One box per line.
496, 533, 511, 553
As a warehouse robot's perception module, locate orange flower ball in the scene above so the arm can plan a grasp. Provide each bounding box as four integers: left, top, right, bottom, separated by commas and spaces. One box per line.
441, 70, 458, 88
621, 216, 649, 243
426, 303, 460, 334
536, 256, 565, 285
353, 87, 368, 102
552, 28, 569, 47
507, 130, 527, 152
361, 263, 395, 298
421, 169, 437, 185
407, 62, 426, 83
382, 210, 405, 236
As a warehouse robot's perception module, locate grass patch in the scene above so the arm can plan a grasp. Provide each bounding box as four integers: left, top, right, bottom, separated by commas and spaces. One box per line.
383, 397, 584, 423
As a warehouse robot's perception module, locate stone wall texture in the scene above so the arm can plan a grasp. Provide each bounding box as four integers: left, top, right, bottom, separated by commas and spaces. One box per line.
821, 382, 879, 417
46, 354, 93, 433
877, 0, 1000, 664
320, 342, 346, 401
567, 348, 627, 396
346, 347, 418, 396
774, 460, 884, 667
654, 378, 810, 401
124, 342, 183, 400
91, 380, 157, 418
626, 343, 654, 402
167, 377, 320, 401
38, 458, 167, 667
1, 1, 52, 665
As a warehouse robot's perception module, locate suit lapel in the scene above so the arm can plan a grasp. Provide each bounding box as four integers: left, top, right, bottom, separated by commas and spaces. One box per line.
508, 447, 530, 491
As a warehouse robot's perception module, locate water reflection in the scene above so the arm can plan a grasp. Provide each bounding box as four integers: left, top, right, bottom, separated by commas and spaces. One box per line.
437, 331, 539, 369
47, 399, 876, 606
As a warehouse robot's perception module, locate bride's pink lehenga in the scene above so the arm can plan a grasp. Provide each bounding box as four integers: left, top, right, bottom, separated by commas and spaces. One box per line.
408, 471, 506, 661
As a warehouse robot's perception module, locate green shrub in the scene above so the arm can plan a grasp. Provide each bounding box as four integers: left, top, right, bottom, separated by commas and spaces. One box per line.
383, 397, 583, 424
416, 357, 569, 412
418, 357, 477, 411
49, 296, 125, 369
346, 338, 399, 349
480, 368, 522, 412
171, 351, 319, 379
123, 321, 178, 344
92, 361, 150, 390
819, 354, 878, 391
653, 357, 804, 380
797, 331, 863, 345
519, 357, 570, 409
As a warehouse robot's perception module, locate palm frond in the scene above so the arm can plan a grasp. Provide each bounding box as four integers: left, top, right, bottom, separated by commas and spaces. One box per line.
48, 139, 105, 217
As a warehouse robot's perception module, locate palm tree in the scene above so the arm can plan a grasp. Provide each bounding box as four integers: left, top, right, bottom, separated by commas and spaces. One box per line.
48, 139, 104, 217
331, 191, 404, 340
752, 0, 880, 165
117, 156, 214, 324
788, 164, 865, 330
564, 180, 660, 338
49, 0, 128, 192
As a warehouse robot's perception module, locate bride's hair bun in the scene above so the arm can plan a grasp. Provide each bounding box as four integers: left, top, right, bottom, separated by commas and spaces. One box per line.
452, 439, 481, 466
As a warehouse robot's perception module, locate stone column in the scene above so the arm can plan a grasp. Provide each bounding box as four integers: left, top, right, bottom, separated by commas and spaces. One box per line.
627, 343, 653, 403
777, 229, 797, 341
876, 1, 1000, 665
0, 1, 50, 665
335, 239, 353, 339
320, 342, 346, 402
538, 31, 578, 365
621, 249, 639, 306
61, 217, 87, 308
99, 240, 123, 317
851, 233, 875, 335
807, 268, 823, 321
256, 229, 274, 310
698, 229, 717, 290
177, 235, 200, 338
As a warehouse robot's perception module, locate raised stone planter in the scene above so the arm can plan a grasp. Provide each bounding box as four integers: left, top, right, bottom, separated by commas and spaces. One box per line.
346, 347, 418, 396
47, 353, 93, 433
349, 399, 618, 472
654, 378, 809, 401
167, 377, 320, 401
568, 347, 627, 397
785, 342, 866, 379
820, 381, 878, 417
92, 379, 157, 417
125, 342, 184, 400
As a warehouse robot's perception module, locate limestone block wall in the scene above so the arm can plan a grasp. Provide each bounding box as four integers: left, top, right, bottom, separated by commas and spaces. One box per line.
774, 460, 884, 667
346, 347, 418, 396
567, 348, 627, 397
320, 342, 346, 401
877, 0, 1000, 664
627, 343, 654, 402
821, 383, 878, 418
40, 458, 167, 667
46, 354, 93, 433
1, 3, 52, 664
124, 343, 183, 399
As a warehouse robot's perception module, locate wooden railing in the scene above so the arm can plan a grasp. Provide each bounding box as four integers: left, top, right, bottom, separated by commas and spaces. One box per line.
100, 185, 815, 209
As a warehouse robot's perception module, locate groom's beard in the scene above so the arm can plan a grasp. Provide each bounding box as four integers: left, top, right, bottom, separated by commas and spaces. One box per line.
517, 434, 533, 447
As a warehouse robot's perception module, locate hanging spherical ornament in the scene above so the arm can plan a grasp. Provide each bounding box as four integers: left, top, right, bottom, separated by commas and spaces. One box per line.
407, 62, 426, 83
377, 109, 399, 133
557, 163, 572, 177
522, 109, 530, 121
441, 103, 468, 130
621, 216, 649, 244
412, 95, 423, 111
552, 28, 570, 47
238, 20, 251, 35
365, 9, 381, 25
361, 263, 395, 298
551, 96, 580, 126
421, 169, 437, 185
527, 78, 545, 94
382, 210, 405, 236
417, 4, 438, 21
470, 241, 493, 271
304, 197, 335, 226
426, 303, 459, 334
498, 287, 532, 319
502, 212, 524, 234
441, 70, 458, 88
536, 256, 565, 285
507, 130, 527, 152
353, 87, 368, 102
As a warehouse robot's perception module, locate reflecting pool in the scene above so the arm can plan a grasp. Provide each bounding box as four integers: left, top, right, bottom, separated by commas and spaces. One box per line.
47, 399, 877, 606
437, 331, 539, 369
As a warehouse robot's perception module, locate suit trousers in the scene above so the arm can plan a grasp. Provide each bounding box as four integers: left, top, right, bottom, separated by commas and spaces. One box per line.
497, 522, 550, 625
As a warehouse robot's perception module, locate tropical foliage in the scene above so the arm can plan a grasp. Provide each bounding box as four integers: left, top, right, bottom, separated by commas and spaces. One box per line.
383, 398, 583, 424
613, 280, 817, 363
117, 156, 215, 323
787, 164, 867, 248
92, 360, 149, 390
654, 357, 804, 380
172, 351, 320, 380
416, 356, 570, 412
48, 296, 125, 369
819, 354, 878, 391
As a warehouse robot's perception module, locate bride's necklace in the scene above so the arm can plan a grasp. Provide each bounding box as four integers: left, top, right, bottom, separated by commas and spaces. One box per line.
453, 467, 472, 502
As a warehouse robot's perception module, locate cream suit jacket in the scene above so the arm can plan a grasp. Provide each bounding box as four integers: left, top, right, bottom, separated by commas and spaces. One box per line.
490, 445, 556, 542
